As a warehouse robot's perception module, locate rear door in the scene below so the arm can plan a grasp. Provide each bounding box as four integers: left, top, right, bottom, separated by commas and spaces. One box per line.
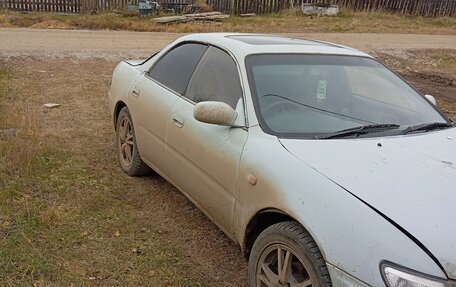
128, 43, 207, 175
166, 46, 248, 237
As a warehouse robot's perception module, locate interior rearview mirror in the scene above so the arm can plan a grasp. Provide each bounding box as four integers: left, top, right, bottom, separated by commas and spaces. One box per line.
193, 101, 238, 126
425, 94, 437, 106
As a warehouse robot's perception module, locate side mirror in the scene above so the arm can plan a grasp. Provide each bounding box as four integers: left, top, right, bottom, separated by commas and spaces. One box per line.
193, 101, 237, 126
425, 94, 437, 106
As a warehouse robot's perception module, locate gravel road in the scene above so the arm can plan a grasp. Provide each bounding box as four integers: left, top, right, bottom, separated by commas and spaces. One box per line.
2, 28, 456, 58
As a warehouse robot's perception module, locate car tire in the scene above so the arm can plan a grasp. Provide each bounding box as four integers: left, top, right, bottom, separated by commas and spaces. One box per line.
116, 106, 151, 176
248, 221, 331, 287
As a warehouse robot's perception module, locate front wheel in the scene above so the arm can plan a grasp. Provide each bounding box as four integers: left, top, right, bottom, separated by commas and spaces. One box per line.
116, 106, 151, 176
248, 221, 331, 287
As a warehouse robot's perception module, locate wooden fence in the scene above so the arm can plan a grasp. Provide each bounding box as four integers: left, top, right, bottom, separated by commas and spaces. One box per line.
2, 0, 82, 12
228, 0, 456, 16
80, 0, 129, 12
234, 0, 287, 14
1, 0, 456, 16
305, 0, 456, 17
81, 0, 196, 12
1, 0, 197, 12
207, 0, 231, 13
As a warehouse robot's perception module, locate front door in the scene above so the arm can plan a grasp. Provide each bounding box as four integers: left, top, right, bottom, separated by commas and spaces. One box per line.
166, 46, 248, 237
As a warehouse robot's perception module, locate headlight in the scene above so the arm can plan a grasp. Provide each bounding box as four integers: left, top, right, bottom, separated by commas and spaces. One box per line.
381, 262, 453, 287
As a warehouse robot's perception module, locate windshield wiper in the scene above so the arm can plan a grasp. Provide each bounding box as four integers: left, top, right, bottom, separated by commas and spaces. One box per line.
317, 124, 400, 139
402, 122, 453, 135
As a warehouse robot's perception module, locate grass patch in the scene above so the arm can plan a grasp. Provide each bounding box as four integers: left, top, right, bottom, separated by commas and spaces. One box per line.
0, 9, 456, 34
0, 60, 216, 285
373, 49, 456, 77
0, 66, 66, 285
0, 52, 454, 285
0, 68, 11, 114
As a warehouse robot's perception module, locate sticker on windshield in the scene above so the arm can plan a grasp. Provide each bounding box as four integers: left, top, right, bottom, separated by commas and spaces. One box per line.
316, 80, 327, 103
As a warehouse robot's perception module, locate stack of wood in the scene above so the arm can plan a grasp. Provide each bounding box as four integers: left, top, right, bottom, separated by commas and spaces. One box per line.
153, 12, 230, 24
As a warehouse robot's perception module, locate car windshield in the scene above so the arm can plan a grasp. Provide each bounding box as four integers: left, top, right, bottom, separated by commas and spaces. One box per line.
246, 54, 450, 139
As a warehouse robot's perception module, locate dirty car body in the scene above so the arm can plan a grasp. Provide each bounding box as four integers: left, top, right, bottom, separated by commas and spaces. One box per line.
108, 33, 456, 286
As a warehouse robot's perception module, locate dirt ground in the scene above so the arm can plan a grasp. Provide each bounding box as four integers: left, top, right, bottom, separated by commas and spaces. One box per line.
0, 29, 455, 286
2, 28, 456, 59
0, 57, 247, 286
373, 49, 456, 120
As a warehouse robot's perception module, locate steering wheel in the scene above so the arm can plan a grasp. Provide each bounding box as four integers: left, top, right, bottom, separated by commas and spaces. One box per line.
259, 94, 301, 118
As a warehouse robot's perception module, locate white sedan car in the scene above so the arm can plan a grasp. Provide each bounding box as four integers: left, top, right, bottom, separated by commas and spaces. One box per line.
108, 33, 456, 287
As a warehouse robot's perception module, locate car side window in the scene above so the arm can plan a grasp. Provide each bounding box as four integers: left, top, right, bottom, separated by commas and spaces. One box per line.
185, 46, 243, 109
148, 43, 207, 95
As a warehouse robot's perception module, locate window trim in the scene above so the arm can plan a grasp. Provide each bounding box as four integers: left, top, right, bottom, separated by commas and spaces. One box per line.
125, 50, 161, 67
145, 40, 249, 127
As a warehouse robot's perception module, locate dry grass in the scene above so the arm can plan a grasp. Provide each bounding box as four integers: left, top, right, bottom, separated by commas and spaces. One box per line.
0, 50, 455, 285
0, 58, 246, 286
0, 68, 47, 187
374, 49, 456, 77
0, 9, 456, 34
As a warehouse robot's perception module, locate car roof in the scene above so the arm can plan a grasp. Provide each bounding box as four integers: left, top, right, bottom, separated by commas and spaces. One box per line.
176, 33, 372, 59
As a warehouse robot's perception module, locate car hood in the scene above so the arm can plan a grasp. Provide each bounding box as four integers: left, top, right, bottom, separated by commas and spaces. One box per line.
280, 128, 456, 279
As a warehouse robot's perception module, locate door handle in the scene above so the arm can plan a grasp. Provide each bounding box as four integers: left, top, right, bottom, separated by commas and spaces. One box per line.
172, 115, 185, 128
131, 87, 140, 98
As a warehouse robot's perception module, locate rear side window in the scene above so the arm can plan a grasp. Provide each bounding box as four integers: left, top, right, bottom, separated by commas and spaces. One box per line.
148, 43, 207, 95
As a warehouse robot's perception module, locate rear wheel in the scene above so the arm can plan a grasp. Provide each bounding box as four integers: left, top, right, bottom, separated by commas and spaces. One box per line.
248, 221, 331, 287
116, 106, 151, 176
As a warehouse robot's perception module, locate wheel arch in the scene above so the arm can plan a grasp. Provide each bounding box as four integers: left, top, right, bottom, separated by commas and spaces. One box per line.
113, 100, 127, 130
242, 208, 296, 258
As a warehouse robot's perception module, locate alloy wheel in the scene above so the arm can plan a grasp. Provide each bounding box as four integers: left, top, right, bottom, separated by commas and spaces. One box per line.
118, 116, 134, 167
256, 243, 318, 287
